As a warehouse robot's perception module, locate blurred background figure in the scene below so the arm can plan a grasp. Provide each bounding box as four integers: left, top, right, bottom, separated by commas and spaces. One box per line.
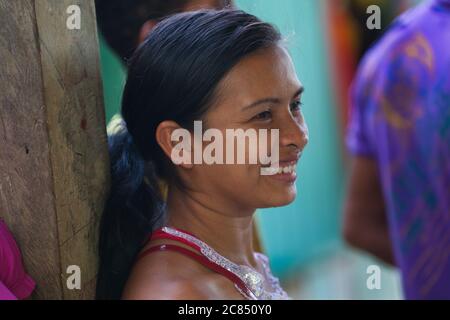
325, 0, 416, 143
344, 0, 450, 299
95, 0, 235, 121
95, 0, 234, 64
97, 0, 446, 299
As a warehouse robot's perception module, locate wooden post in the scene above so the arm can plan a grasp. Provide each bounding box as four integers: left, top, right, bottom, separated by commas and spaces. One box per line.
0, 0, 109, 299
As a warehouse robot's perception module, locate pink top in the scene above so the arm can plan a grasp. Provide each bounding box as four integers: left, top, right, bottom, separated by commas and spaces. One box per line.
0, 219, 35, 300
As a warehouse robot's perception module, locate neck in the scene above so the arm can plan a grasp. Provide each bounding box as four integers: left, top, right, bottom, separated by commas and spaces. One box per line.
165, 184, 258, 268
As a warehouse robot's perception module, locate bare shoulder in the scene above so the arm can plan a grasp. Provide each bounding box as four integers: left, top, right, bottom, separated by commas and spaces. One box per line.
121, 244, 244, 300
122, 276, 210, 300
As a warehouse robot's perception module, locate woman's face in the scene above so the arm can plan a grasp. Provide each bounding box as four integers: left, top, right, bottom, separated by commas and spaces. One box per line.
179, 45, 308, 214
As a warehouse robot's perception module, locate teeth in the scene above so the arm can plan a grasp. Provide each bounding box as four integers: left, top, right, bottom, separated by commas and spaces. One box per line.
261, 164, 296, 175
260, 167, 277, 175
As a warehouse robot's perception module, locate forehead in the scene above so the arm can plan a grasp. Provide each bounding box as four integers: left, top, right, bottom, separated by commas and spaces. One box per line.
217, 46, 301, 104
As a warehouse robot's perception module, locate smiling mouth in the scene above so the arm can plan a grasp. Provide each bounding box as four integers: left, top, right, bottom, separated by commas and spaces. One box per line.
259, 160, 298, 179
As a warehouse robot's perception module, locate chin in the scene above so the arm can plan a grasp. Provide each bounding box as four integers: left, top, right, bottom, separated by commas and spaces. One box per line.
260, 189, 297, 208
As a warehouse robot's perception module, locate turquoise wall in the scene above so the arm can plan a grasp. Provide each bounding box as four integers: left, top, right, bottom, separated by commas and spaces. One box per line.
99, 0, 345, 278
99, 36, 125, 123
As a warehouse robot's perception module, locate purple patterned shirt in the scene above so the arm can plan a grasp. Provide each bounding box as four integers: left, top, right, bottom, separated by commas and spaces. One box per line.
347, 0, 450, 299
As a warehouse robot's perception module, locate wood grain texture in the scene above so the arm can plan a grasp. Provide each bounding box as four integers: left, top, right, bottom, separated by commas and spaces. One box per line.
0, 0, 109, 299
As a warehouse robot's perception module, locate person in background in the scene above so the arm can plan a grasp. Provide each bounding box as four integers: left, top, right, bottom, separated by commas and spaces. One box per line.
348, 0, 413, 59
344, 0, 450, 299
0, 219, 35, 300
95, 0, 234, 63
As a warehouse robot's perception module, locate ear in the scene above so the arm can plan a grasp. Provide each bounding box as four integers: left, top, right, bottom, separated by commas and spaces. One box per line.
138, 20, 158, 44
156, 121, 194, 169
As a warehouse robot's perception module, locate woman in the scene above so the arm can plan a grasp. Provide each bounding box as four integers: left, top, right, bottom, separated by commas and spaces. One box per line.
96, 9, 308, 300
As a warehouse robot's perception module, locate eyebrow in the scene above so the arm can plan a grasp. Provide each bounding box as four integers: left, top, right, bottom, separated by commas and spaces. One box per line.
241, 86, 304, 111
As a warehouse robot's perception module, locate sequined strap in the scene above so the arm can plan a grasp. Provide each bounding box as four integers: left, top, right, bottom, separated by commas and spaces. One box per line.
150, 228, 203, 252
139, 230, 254, 300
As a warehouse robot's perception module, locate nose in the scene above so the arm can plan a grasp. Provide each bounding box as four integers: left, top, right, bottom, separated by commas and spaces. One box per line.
279, 115, 308, 153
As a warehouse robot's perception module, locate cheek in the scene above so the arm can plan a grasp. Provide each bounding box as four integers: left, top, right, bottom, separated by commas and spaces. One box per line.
200, 163, 254, 185
216, 165, 262, 198
225, 164, 260, 184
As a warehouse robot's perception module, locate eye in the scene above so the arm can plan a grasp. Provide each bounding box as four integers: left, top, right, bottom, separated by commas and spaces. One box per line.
253, 110, 272, 121
290, 100, 303, 114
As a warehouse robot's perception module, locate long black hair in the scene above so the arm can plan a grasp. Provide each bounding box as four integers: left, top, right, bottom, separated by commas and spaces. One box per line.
96, 9, 282, 300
